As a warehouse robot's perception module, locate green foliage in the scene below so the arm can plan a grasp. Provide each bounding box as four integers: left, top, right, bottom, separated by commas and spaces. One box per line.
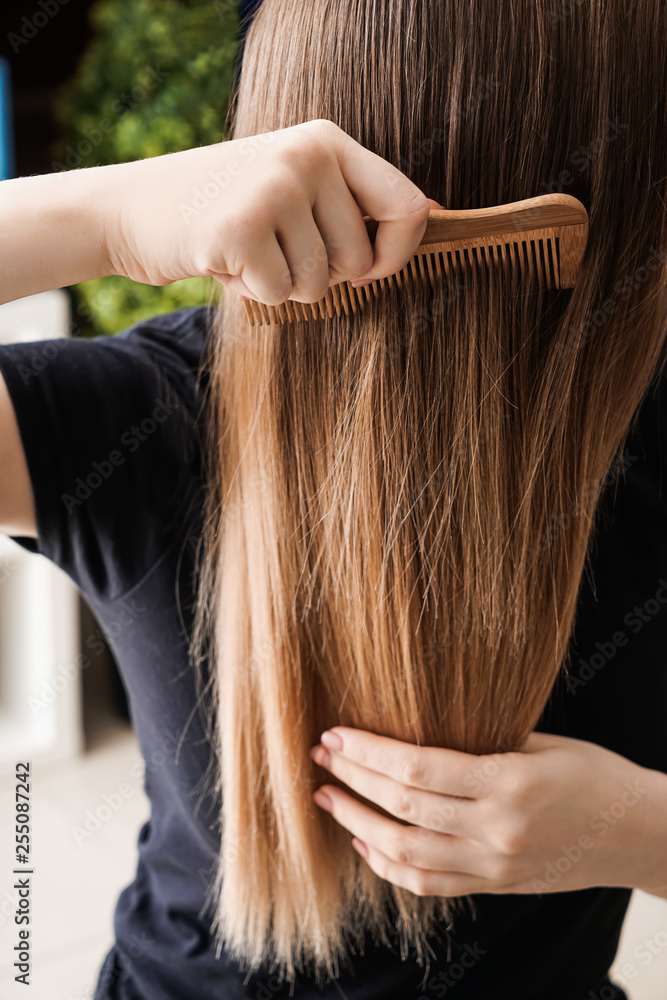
71, 275, 219, 338
51, 0, 240, 336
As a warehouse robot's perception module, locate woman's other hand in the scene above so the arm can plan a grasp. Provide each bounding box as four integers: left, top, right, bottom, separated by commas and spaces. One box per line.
309, 726, 667, 900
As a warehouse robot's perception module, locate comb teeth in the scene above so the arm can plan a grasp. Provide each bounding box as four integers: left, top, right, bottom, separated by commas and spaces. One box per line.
243, 194, 588, 327
243, 235, 563, 327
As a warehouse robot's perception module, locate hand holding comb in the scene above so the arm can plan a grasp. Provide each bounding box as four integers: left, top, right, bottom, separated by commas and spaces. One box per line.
243, 192, 588, 328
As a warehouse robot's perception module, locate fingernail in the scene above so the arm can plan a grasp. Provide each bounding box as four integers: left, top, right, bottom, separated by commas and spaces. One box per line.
310, 745, 332, 768
320, 730, 343, 751
313, 790, 333, 812
351, 278, 372, 288
351, 838, 369, 859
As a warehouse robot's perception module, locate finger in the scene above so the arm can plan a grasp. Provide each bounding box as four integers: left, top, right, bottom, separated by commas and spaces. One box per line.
272, 204, 331, 303
332, 132, 430, 282
353, 838, 508, 898
209, 271, 265, 299
310, 186, 374, 286
311, 744, 474, 837
217, 190, 374, 301
314, 784, 495, 888
222, 231, 293, 305
317, 728, 495, 799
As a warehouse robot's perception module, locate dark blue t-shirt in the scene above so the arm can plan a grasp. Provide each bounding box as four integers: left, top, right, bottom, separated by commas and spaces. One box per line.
2, 304, 666, 1000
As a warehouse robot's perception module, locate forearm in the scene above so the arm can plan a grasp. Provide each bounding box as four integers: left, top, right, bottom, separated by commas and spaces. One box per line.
0, 168, 113, 305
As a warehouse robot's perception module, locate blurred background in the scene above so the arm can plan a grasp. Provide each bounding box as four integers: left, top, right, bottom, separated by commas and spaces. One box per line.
0, 1, 666, 997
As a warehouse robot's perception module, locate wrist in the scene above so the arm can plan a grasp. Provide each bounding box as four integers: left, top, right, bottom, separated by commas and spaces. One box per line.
70, 164, 117, 281
628, 764, 667, 897
46, 166, 116, 282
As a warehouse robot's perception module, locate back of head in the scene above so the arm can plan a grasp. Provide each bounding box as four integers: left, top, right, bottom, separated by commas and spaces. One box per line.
192, 0, 667, 985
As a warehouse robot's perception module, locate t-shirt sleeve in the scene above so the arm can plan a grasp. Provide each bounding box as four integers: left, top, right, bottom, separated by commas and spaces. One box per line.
0, 305, 213, 603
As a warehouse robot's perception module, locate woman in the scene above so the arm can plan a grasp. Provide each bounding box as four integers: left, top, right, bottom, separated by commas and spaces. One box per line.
1, 1, 666, 998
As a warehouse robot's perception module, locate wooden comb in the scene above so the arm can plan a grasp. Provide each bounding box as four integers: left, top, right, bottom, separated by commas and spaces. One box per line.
243, 192, 588, 327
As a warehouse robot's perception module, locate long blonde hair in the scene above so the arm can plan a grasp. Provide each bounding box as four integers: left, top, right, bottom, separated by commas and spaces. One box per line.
190, 0, 667, 985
